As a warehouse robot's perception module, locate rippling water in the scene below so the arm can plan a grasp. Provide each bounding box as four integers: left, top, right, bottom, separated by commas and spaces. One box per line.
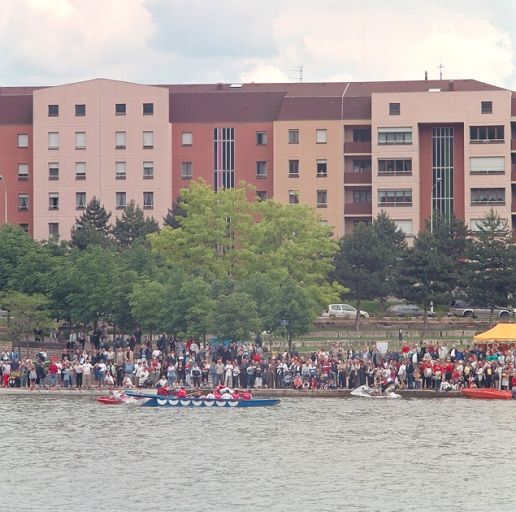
1, 396, 516, 511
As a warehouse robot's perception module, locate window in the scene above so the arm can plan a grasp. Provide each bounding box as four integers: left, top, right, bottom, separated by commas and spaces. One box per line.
470, 188, 505, 205
75, 131, 86, 149
116, 192, 127, 209
18, 163, 29, 180
352, 128, 371, 142
256, 132, 268, 145
76, 192, 86, 210
143, 161, 154, 179
256, 191, 267, 201
481, 101, 492, 114
378, 159, 412, 176
143, 131, 154, 149
288, 190, 299, 204
182, 132, 193, 146
17, 134, 29, 148
143, 192, 154, 209
378, 189, 412, 206
389, 103, 401, 115
470, 125, 504, 143
48, 162, 59, 180
378, 127, 412, 145
394, 220, 413, 237
48, 223, 59, 237
115, 131, 126, 149
289, 159, 300, 177
469, 157, 504, 175
18, 194, 29, 211
316, 159, 327, 177
115, 103, 126, 115
316, 129, 327, 144
181, 162, 192, 179
143, 103, 154, 115
48, 104, 59, 117
48, 192, 59, 210
352, 159, 371, 173
75, 162, 86, 180
115, 161, 127, 180
316, 190, 328, 208
353, 190, 372, 203
48, 132, 59, 150
75, 104, 86, 116
256, 161, 267, 178
19, 224, 28, 232
288, 129, 299, 144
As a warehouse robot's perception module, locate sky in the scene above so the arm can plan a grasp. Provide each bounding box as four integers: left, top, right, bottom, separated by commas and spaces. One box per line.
1, 0, 516, 89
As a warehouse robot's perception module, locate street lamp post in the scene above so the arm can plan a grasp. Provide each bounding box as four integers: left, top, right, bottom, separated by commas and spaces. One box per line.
430, 177, 443, 234
0, 175, 7, 224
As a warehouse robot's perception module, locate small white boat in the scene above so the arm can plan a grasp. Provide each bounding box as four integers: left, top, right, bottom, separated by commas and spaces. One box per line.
350, 385, 401, 399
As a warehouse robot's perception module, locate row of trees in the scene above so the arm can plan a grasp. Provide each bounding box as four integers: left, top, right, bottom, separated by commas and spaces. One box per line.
0, 181, 341, 349
332, 210, 516, 328
1, 178, 514, 346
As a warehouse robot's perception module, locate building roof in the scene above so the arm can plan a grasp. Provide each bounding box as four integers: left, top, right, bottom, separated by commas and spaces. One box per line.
170, 91, 286, 123
0, 95, 33, 124
160, 79, 507, 97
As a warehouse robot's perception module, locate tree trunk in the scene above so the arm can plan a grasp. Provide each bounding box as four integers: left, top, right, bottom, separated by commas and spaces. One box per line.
354, 293, 362, 332
423, 305, 428, 333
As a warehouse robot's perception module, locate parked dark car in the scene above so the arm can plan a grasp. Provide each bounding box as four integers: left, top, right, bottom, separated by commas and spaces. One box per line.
386, 304, 436, 318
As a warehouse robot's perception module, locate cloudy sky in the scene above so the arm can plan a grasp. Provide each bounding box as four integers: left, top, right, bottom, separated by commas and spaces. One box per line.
1, 0, 516, 89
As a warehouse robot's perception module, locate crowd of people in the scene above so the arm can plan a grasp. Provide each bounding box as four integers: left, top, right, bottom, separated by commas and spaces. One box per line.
2, 331, 516, 393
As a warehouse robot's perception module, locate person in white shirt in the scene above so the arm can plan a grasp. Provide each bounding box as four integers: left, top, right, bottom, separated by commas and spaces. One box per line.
224, 362, 234, 387
82, 361, 93, 389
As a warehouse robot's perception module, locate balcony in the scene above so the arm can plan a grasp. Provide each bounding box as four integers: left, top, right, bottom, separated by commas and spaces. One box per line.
344, 141, 372, 154
344, 202, 372, 215
344, 171, 372, 185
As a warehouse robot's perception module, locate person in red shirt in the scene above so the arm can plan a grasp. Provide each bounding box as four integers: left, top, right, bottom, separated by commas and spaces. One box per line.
232, 389, 240, 399
48, 361, 59, 389
176, 387, 187, 398
242, 390, 252, 400
213, 388, 222, 399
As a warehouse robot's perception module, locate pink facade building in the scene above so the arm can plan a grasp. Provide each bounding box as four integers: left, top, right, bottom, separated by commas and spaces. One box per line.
1, 78, 515, 241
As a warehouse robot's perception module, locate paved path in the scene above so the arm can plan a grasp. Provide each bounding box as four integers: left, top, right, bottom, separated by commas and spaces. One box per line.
0, 387, 464, 399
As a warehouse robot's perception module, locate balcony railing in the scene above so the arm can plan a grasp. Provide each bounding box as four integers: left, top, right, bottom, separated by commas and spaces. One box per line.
344, 202, 372, 215
344, 141, 372, 154
344, 171, 372, 184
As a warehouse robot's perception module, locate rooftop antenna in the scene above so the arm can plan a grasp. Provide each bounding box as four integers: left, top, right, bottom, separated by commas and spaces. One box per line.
438, 61, 444, 80
289, 65, 303, 82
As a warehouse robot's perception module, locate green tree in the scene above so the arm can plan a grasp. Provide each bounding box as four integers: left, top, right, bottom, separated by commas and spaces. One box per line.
163, 196, 188, 229
464, 210, 516, 324
0, 225, 39, 291
0, 291, 54, 357
129, 279, 170, 336
112, 200, 159, 247
211, 290, 261, 342
398, 230, 455, 330
70, 197, 112, 250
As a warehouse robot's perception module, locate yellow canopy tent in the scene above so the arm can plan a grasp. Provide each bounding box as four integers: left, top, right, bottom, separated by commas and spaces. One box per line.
473, 323, 516, 342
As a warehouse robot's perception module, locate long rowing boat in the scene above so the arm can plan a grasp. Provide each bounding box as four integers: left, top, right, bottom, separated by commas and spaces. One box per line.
119, 390, 280, 407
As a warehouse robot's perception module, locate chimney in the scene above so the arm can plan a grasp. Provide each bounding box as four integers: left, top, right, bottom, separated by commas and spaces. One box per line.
424, 71, 428, 81
448, 80, 454, 91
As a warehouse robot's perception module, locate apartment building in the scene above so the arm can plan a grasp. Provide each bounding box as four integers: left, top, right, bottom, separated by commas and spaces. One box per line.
0, 78, 514, 240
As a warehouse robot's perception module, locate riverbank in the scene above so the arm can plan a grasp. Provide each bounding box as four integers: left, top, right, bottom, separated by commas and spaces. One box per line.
0, 387, 465, 399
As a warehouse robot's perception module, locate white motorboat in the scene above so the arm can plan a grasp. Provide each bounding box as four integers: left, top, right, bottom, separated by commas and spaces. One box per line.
350, 385, 401, 399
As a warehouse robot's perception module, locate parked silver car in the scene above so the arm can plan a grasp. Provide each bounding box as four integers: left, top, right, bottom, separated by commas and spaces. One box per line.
323, 304, 370, 319
386, 304, 436, 318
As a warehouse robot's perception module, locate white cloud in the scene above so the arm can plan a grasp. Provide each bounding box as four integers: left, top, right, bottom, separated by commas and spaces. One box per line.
0, 0, 514, 89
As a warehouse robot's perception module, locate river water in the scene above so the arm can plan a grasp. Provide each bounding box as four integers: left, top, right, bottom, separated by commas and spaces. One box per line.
1, 396, 516, 511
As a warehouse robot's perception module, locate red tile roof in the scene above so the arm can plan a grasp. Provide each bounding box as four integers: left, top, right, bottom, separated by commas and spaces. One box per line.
170, 91, 286, 123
